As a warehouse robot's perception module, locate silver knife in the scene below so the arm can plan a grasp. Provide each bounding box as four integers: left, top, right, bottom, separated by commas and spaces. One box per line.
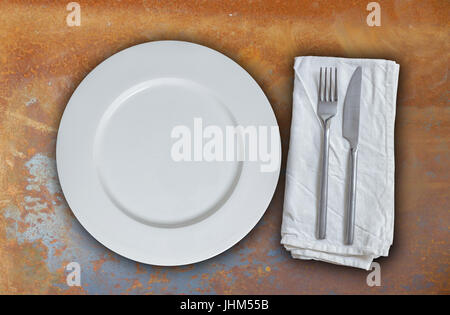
342, 66, 362, 245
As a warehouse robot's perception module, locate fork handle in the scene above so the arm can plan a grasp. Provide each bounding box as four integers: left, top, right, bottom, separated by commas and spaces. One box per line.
345, 147, 358, 245
317, 119, 331, 240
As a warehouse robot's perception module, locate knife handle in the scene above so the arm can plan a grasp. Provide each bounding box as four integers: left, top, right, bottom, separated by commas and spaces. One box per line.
317, 119, 331, 240
345, 147, 358, 245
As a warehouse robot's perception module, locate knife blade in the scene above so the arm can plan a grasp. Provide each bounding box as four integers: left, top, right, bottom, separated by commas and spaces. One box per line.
342, 66, 362, 245
342, 67, 362, 148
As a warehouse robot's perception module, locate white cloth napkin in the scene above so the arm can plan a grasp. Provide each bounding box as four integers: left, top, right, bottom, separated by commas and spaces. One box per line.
281, 56, 400, 270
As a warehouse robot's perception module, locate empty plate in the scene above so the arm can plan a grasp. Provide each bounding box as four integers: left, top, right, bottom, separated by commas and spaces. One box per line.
56, 41, 280, 265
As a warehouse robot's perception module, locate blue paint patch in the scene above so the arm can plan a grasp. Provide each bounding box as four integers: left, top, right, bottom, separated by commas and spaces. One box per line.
411, 274, 435, 290
25, 153, 61, 194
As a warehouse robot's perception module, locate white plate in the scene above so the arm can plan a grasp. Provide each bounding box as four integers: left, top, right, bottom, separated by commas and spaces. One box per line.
57, 41, 280, 266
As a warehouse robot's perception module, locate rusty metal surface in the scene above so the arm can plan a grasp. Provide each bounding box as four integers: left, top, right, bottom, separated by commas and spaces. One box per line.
0, 0, 448, 294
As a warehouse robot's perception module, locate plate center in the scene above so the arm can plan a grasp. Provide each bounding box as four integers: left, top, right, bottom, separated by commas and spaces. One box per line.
94, 78, 241, 227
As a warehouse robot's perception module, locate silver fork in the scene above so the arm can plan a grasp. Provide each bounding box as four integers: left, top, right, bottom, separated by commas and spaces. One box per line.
317, 67, 338, 240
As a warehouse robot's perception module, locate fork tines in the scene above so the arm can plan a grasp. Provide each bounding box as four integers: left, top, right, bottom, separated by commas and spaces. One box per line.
319, 67, 338, 102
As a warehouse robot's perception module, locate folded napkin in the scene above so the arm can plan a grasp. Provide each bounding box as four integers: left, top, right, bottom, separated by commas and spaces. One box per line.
281, 56, 399, 270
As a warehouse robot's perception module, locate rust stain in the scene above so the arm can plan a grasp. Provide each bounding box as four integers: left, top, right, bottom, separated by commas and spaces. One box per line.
0, 0, 448, 294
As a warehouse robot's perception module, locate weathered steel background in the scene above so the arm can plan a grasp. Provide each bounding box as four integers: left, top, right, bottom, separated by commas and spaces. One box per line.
0, 0, 448, 294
